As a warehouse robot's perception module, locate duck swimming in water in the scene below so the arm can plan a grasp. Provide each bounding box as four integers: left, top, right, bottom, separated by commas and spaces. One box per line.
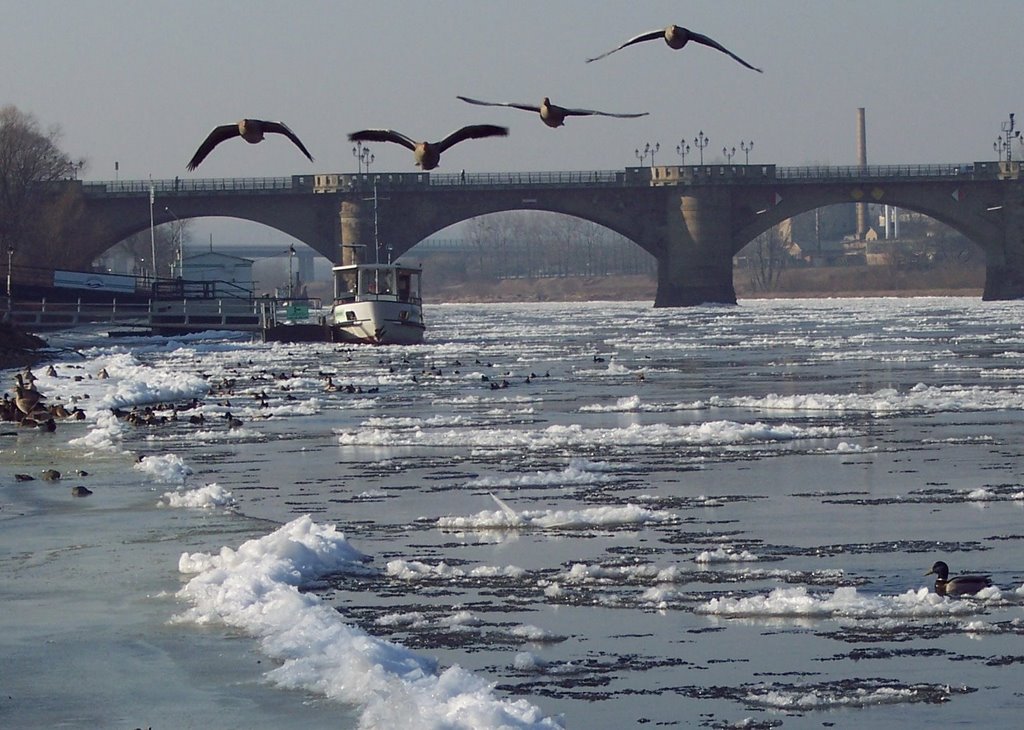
586, 24, 762, 73
925, 560, 993, 596
347, 125, 508, 170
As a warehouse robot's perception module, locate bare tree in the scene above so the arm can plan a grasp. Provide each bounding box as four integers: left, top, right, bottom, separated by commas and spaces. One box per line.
107, 222, 192, 277
0, 105, 85, 266
747, 225, 788, 292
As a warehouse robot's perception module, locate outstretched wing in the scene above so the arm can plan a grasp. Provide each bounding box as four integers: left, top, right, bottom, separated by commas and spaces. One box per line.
186, 124, 241, 171
347, 129, 418, 152
585, 28, 664, 63
561, 106, 649, 119
688, 31, 763, 73
437, 124, 509, 153
263, 121, 315, 162
456, 96, 540, 114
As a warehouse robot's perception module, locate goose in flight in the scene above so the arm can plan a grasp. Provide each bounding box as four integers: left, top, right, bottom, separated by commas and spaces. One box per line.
456, 95, 648, 128
347, 125, 508, 170
186, 119, 314, 171
586, 24, 762, 72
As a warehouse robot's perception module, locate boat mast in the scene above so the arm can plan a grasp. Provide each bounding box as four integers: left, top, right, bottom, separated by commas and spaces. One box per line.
373, 179, 380, 265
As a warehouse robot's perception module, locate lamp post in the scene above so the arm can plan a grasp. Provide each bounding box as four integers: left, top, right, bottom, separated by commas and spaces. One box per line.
165, 206, 183, 277
288, 244, 296, 299
148, 180, 157, 281
635, 142, 660, 167
352, 141, 375, 174
694, 130, 710, 164
740, 139, 754, 164
723, 146, 736, 164
6, 245, 13, 303
994, 113, 1020, 162
676, 139, 690, 165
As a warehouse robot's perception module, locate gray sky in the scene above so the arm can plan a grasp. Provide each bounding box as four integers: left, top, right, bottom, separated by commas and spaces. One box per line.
3, 1, 1022, 245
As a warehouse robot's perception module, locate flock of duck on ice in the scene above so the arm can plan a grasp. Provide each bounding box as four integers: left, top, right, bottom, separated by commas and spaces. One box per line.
1, 349, 1000, 601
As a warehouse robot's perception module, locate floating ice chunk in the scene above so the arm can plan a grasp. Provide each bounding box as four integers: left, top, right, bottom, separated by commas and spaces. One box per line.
510, 625, 563, 643
513, 652, 547, 672
747, 685, 918, 709
695, 548, 760, 564
68, 409, 128, 453
159, 483, 235, 509
467, 459, 616, 488
134, 453, 193, 484
438, 498, 677, 531
697, 586, 989, 618
966, 488, 997, 501
176, 516, 560, 729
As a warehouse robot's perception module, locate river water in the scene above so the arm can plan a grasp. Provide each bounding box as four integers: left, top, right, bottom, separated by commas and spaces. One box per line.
2, 297, 1023, 729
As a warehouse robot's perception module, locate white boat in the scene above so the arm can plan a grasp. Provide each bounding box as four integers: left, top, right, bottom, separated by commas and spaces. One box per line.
329, 262, 425, 345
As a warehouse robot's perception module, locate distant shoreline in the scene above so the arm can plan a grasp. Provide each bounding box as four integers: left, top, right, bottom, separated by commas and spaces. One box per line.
422, 266, 985, 304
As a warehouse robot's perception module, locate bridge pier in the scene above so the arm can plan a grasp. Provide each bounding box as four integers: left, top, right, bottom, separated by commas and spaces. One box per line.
339, 200, 374, 266
982, 200, 1024, 301
654, 189, 737, 307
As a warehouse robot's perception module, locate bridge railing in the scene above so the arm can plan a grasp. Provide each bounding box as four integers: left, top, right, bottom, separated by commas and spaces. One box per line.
429, 170, 626, 188
774, 163, 974, 180
82, 176, 298, 197
81, 162, 997, 198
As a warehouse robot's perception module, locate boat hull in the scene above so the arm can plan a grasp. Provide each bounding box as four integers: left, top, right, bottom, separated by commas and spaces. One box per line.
330, 299, 425, 345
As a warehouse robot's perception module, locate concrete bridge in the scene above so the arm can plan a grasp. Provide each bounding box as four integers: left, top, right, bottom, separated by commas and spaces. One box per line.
67, 161, 1024, 307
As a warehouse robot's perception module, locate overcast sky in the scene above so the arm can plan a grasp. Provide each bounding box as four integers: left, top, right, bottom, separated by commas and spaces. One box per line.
4, 1, 1022, 245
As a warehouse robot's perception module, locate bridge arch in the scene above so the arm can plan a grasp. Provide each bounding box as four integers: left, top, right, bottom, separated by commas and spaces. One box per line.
372, 186, 664, 262
407, 210, 655, 283
732, 180, 1003, 260
77, 189, 341, 270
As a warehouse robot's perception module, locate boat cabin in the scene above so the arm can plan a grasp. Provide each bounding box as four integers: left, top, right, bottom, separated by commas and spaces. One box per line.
333, 263, 422, 305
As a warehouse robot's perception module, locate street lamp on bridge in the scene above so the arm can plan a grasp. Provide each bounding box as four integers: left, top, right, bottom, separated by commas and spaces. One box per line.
676, 139, 690, 164
994, 113, 1021, 163
740, 139, 754, 164
353, 141, 375, 174
635, 142, 660, 167
722, 146, 736, 164
693, 130, 710, 164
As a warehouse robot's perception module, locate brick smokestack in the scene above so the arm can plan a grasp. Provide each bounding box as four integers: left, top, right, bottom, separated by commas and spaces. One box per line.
856, 107, 867, 238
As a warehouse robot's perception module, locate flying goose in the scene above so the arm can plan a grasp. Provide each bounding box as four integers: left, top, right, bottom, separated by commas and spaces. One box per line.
456, 95, 648, 128
187, 119, 314, 171
347, 125, 508, 170
586, 24, 762, 72
925, 560, 993, 597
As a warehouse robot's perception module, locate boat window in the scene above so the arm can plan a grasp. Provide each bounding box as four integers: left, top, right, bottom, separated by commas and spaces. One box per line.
363, 269, 394, 295
335, 270, 357, 301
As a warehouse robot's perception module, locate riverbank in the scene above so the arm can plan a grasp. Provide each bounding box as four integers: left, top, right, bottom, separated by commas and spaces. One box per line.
423, 264, 985, 304
0, 320, 47, 370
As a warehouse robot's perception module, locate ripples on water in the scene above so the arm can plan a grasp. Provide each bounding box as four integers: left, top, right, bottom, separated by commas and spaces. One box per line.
3, 297, 1024, 729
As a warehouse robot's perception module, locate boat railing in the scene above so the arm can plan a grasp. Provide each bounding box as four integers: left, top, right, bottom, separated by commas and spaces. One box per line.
257, 297, 325, 330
